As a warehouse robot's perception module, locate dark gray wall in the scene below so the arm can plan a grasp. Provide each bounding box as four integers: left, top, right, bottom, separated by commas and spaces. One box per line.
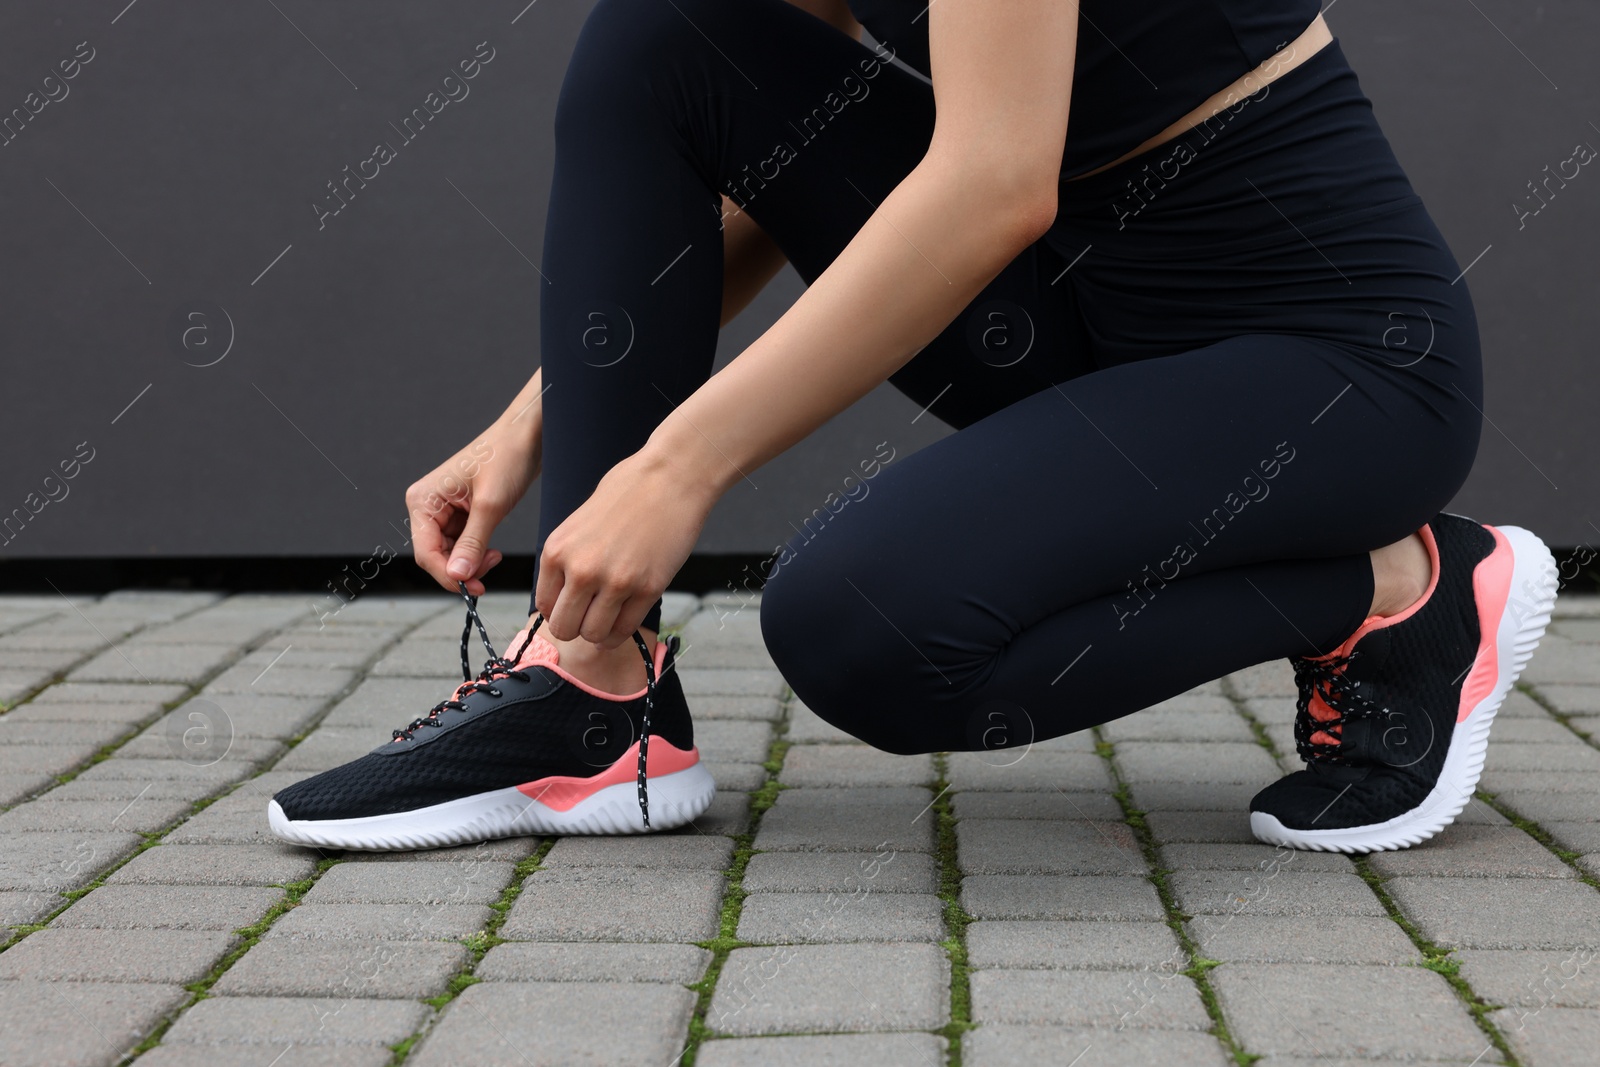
1, 1, 1595, 571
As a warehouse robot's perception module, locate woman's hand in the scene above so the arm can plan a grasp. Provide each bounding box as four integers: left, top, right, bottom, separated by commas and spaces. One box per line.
407, 396, 544, 598
535, 445, 715, 650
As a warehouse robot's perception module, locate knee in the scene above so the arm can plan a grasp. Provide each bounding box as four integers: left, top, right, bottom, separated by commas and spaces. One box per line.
758, 552, 937, 756
556, 0, 704, 128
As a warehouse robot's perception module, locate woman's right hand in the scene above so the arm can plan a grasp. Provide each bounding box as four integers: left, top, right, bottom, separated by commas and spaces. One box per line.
406, 382, 544, 597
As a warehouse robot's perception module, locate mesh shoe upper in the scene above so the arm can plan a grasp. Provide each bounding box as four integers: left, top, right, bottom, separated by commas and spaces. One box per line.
1250, 513, 1495, 832
273, 629, 693, 822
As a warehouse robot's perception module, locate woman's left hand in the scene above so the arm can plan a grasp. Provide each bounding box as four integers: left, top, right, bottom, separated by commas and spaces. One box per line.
534, 447, 716, 650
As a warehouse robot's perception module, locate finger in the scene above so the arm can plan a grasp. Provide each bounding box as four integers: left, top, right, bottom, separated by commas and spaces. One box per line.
458, 549, 503, 598
579, 583, 632, 646
447, 505, 502, 583
600, 591, 659, 651
408, 499, 459, 592
543, 565, 596, 643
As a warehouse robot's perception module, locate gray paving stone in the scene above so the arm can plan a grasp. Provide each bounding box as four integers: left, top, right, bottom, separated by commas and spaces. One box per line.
955, 818, 1144, 875
1157, 842, 1355, 873
708, 943, 948, 1035
146, 694, 325, 740
1172, 869, 1387, 918
351, 835, 546, 863
660, 591, 701, 628
786, 700, 858, 743
0, 798, 195, 835
160, 994, 428, 1047
111, 734, 288, 769
160, 809, 287, 846
706, 762, 768, 791
1115, 741, 1279, 784
106, 843, 319, 886
1489, 742, 1600, 772
1456, 948, 1600, 1009
73, 758, 256, 791
743, 852, 937, 894
0, 742, 102, 777
1491, 718, 1584, 743
50, 885, 281, 931
0, 929, 236, 983
1143, 810, 1258, 843
1541, 684, 1600, 714
1226, 661, 1299, 698
688, 695, 787, 721
25, 682, 185, 708
688, 791, 753, 836
965, 1025, 1232, 1067
1101, 708, 1254, 743
2, 700, 165, 724
1365, 824, 1573, 878
754, 787, 937, 853
501, 869, 724, 942
1544, 822, 1600, 853
0, 980, 188, 1067
779, 745, 934, 788
203, 664, 357, 698
272, 728, 378, 772
0, 831, 144, 891
677, 669, 787, 699
1493, 790, 1600, 823
0, 889, 64, 928
736, 892, 944, 943
949, 791, 1123, 821
967, 920, 1182, 970
0, 717, 140, 748
1387, 877, 1600, 948
697, 1033, 947, 1067
961, 875, 1165, 921
211, 938, 468, 997
1213, 963, 1490, 1060
542, 834, 733, 871
409, 981, 695, 1066
945, 751, 1112, 792
477, 942, 711, 983
693, 720, 772, 764
1523, 642, 1600, 684
1491, 1005, 1600, 1066
42, 777, 212, 803
1189, 914, 1422, 963
303, 859, 514, 905
70, 642, 239, 685
265, 903, 492, 942
0, 773, 54, 806
971, 967, 1211, 1029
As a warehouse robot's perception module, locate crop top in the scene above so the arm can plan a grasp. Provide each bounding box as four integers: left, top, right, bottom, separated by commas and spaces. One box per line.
844, 0, 1323, 180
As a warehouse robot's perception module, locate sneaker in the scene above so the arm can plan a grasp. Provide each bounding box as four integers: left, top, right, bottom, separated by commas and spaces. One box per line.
1249, 512, 1558, 852
267, 586, 715, 850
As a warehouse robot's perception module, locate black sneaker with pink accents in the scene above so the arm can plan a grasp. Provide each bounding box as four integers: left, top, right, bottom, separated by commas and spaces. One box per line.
268, 584, 714, 850
1249, 512, 1557, 853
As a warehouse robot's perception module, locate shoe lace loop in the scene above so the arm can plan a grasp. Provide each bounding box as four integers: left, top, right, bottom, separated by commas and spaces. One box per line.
391, 582, 660, 829
1290, 649, 1384, 766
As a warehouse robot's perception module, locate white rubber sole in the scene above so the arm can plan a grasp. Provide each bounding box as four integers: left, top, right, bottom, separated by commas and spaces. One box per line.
1252, 523, 1559, 853
267, 762, 716, 851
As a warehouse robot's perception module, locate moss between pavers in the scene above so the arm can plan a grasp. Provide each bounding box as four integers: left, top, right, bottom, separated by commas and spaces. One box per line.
1093, 730, 1258, 1067
675, 708, 792, 1067
929, 753, 974, 1067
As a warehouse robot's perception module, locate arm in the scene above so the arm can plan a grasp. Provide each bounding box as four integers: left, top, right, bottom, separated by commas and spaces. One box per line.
537, 0, 1081, 645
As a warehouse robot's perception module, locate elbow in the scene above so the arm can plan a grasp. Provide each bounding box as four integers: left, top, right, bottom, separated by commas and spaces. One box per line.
1010, 186, 1059, 245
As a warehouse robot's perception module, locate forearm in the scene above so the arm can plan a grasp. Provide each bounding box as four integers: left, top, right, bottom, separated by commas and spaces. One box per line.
490, 365, 545, 443
645, 157, 1052, 500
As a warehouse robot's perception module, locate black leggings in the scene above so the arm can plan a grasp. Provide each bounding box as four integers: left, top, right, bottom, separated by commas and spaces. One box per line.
533, 0, 1483, 754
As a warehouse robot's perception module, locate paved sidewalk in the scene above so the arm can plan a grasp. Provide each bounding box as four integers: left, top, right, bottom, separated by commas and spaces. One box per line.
0, 588, 1598, 1066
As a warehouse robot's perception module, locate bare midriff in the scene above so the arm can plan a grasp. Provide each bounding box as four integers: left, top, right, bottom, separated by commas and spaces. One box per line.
1065, 13, 1334, 182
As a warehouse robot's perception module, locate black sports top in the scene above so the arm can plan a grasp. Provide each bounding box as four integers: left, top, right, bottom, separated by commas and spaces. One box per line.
845, 0, 1322, 180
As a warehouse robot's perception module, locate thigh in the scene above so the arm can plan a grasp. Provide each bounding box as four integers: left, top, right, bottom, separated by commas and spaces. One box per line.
761, 330, 1480, 687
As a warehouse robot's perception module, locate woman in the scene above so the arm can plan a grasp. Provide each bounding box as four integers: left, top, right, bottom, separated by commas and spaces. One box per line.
268, 0, 1559, 854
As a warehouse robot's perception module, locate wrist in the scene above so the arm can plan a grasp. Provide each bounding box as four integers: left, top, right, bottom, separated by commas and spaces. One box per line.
636, 429, 729, 512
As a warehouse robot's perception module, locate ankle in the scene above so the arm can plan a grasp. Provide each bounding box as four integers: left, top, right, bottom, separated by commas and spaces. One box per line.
1368, 530, 1432, 618
529, 615, 658, 697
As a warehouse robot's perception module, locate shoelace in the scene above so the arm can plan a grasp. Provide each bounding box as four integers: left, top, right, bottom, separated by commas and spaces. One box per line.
1289, 649, 1384, 766
391, 582, 659, 828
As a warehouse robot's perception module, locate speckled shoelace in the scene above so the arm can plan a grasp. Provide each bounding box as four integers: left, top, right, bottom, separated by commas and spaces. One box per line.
1289, 649, 1386, 766
391, 582, 658, 828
